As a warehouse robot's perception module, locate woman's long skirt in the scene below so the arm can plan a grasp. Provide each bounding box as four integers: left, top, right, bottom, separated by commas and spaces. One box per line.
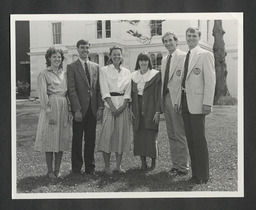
133, 96, 158, 158
96, 106, 131, 154
34, 94, 72, 152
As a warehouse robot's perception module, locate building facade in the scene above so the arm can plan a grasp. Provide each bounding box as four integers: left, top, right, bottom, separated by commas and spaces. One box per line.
29, 19, 238, 97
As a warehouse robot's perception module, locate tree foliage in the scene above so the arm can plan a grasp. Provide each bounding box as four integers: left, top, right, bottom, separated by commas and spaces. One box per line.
121, 20, 165, 44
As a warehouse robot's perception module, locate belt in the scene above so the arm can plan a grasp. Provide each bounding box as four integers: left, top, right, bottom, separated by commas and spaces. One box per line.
110, 92, 124, 96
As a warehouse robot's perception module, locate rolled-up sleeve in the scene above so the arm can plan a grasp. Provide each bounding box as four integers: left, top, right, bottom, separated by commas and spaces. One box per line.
99, 67, 111, 100
123, 71, 131, 101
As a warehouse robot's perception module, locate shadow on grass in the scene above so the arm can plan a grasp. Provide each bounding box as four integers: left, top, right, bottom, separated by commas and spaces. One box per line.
17, 168, 196, 193
17, 175, 64, 193
110, 168, 196, 192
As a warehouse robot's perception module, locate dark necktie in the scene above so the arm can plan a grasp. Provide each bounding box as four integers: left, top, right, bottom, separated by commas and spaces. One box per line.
163, 54, 172, 96
181, 50, 191, 89
84, 62, 91, 84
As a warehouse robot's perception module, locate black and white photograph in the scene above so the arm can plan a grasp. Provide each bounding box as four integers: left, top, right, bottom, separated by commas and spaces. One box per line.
11, 13, 243, 199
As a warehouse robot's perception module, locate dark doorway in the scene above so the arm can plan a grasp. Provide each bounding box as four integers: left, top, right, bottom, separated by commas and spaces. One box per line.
16, 21, 30, 98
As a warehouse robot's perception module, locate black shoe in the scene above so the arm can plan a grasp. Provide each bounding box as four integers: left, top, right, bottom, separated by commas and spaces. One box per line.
188, 177, 208, 184
140, 164, 148, 171
187, 176, 198, 183
196, 179, 208, 184
84, 170, 96, 175
150, 158, 156, 170
169, 168, 179, 175
176, 171, 189, 176
71, 170, 82, 175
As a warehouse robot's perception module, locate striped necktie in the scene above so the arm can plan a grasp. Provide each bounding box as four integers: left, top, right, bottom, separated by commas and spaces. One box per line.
163, 54, 172, 96
84, 62, 91, 84
181, 50, 191, 89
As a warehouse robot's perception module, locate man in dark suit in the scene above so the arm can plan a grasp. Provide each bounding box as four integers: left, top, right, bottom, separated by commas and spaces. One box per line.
67, 39, 103, 175
178, 27, 216, 184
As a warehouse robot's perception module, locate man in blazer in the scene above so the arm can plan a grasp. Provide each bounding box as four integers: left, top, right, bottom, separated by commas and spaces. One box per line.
179, 27, 216, 184
161, 32, 189, 176
67, 39, 103, 175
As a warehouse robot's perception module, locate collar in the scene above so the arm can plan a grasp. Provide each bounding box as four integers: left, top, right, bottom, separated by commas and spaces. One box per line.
109, 64, 123, 71
78, 57, 89, 65
131, 69, 159, 83
169, 48, 178, 57
46, 66, 63, 72
189, 45, 200, 55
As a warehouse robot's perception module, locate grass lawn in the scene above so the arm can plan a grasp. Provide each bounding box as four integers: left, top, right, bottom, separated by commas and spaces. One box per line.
15, 100, 238, 193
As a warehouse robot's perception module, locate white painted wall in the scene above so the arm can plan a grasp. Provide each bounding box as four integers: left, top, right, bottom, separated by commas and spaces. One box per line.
29, 19, 238, 97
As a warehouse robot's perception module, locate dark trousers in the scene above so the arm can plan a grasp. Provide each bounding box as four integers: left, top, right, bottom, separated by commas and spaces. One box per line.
181, 92, 209, 181
71, 106, 96, 173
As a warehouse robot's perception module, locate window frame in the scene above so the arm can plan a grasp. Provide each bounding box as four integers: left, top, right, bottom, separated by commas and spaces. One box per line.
105, 20, 111, 38
52, 22, 62, 44
150, 20, 162, 36
97, 20, 103, 39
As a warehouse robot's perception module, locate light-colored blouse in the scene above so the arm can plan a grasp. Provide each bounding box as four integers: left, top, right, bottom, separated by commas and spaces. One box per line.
37, 67, 68, 111
99, 64, 131, 109
131, 69, 159, 95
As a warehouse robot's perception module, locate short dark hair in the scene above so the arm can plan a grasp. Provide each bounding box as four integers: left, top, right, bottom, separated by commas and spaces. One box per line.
162, 31, 178, 44
134, 52, 153, 70
107, 45, 123, 65
76, 39, 90, 48
186, 27, 201, 37
45, 47, 65, 67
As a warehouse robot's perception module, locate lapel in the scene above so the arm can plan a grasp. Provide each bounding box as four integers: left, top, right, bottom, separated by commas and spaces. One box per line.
169, 49, 181, 81
161, 56, 167, 82
132, 80, 139, 94
187, 47, 201, 78
144, 72, 158, 91
75, 59, 90, 88
87, 61, 94, 84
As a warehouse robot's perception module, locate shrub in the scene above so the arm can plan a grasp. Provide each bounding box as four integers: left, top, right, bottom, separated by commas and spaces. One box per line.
214, 95, 237, 105
16, 81, 30, 98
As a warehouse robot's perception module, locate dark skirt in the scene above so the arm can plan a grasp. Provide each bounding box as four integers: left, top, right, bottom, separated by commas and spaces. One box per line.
133, 95, 158, 158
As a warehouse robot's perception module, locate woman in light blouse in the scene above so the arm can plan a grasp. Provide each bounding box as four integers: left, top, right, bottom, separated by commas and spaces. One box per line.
97, 46, 131, 175
131, 53, 162, 170
34, 47, 72, 178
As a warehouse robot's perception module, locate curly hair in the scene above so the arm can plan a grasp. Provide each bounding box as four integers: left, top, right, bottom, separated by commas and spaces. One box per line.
45, 47, 65, 68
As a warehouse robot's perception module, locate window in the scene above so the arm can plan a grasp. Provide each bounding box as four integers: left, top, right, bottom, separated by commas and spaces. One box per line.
156, 53, 162, 70
150, 53, 162, 70
97, 20, 111, 39
150, 20, 162, 36
105, 20, 111, 38
104, 55, 109, 65
52, 22, 62, 44
97, 21, 102, 39
150, 54, 156, 69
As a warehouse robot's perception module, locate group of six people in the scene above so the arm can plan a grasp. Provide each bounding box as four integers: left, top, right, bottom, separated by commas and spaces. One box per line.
34, 27, 216, 184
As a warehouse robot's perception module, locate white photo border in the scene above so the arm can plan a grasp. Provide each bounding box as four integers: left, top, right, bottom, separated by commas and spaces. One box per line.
11, 12, 244, 199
